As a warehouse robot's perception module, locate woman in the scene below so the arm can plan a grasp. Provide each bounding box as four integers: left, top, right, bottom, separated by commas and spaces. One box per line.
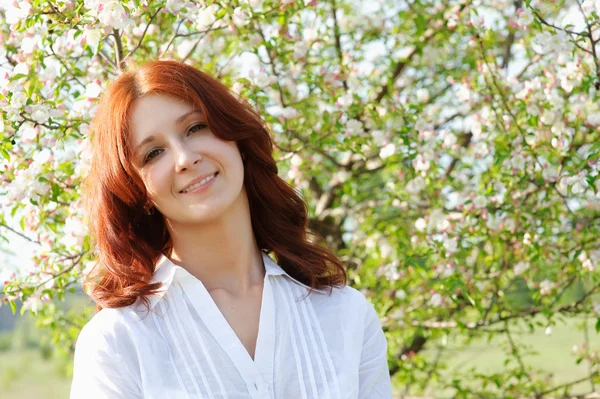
70, 60, 392, 399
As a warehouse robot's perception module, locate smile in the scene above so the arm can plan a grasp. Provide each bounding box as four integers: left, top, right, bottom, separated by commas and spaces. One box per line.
181, 172, 218, 194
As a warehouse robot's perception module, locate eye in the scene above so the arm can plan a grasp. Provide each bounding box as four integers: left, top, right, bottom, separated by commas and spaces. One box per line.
188, 123, 208, 134
142, 124, 208, 165
144, 148, 162, 164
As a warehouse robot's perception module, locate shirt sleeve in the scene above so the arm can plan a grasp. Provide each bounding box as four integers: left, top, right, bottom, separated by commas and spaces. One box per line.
70, 321, 142, 399
358, 299, 393, 399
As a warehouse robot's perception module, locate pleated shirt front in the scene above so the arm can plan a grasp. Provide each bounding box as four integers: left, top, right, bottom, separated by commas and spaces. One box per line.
70, 252, 393, 398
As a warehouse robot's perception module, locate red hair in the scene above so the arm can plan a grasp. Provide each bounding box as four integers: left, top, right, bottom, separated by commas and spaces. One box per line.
82, 60, 347, 313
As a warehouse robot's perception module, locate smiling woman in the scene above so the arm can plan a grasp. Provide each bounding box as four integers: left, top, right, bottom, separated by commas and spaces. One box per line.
71, 60, 392, 399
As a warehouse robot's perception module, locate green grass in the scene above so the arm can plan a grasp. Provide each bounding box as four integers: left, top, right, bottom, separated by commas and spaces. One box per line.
0, 348, 71, 398
418, 315, 599, 397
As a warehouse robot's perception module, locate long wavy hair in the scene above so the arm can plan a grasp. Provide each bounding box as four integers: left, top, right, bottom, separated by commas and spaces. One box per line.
81, 60, 347, 314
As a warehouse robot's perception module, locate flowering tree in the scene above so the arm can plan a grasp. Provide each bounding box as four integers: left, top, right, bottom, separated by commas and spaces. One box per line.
1, 0, 600, 396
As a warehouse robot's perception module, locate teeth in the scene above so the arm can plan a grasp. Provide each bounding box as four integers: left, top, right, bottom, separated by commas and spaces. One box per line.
182, 173, 216, 193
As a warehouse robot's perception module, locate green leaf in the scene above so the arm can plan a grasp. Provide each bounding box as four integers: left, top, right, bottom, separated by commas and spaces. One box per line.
9, 300, 16, 315
51, 183, 60, 202
0, 148, 10, 161
595, 318, 600, 333
10, 73, 28, 81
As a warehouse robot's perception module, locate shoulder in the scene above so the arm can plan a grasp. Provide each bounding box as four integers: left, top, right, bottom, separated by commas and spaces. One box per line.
71, 308, 143, 397
75, 305, 143, 352
299, 280, 373, 319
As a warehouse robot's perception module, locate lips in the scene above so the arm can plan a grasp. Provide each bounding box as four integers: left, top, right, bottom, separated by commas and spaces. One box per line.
179, 172, 219, 193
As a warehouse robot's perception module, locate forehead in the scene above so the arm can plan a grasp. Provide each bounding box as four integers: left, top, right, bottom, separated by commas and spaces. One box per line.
129, 94, 197, 138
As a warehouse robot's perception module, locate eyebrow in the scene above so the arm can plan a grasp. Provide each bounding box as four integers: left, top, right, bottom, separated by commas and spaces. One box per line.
134, 109, 204, 156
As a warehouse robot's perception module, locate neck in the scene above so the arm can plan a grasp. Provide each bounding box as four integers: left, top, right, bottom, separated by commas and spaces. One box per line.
165, 188, 265, 295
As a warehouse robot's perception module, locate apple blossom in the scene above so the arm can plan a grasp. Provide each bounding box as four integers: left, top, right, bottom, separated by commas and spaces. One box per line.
196, 5, 219, 31
2, 0, 32, 25
539, 280, 555, 296
83, 27, 102, 54
281, 107, 301, 119
430, 293, 443, 307
379, 143, 395, 159
346, 119, 364, 136
514, 261, 530, 276
232, 7, 251, 27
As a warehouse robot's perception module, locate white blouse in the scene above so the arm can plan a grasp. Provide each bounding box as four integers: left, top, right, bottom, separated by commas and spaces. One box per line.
70, 251, 393, 398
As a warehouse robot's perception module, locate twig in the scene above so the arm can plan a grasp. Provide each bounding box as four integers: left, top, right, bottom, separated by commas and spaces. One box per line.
123, 7, 162, 62
583, 315, 597, 392
159, 20, 185, 58
532, 11, 588, 37
4, 253, 84, 295
182, 24, 215, 62
49, 44, 84, 87
0, 222, 41, 245
112, 29, 125, 70
537, 374, 598, 397
504, 320, 539, 396
331, 0, 348, 92
97, 48, 117, 69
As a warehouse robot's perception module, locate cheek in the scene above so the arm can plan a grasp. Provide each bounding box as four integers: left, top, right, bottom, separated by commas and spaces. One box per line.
144, 163, 171, 197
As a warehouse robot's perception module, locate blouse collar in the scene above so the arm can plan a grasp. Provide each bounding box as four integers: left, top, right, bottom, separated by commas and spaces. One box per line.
146, 251, 287, 310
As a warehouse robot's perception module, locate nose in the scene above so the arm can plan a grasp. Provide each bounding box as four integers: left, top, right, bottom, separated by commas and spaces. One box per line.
174, 143, 202, 173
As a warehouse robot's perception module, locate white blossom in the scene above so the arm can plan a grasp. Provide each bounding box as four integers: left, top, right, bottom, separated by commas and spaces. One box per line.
84, 28, 102, 54
471, 119, 484, 140
337, 93, 353, 108
0, 268, 17, 285
428, 209, 450, 232
293, 41, 308, 58
413, 153, 430, 173
19, 122, 38, 143
97, 1, 133, 29
232, 7, 251, 27
13, 62, 29, 77
430, 293, 443, 307
3, 0, 32, 24
30, 104, 50, 124
578, 251, 597, 272
249, 69, 275, 88
513, 261, 530, 275
23, 294, 44, 314
21, 36, 38, 54
371, 130, 387, 146
10, 91, 28, 108
395, 289, 407, 300
166, 0, 185, 13
244, 0, 263, 9
33, 148, 52, 165
281, 107, 301, 119
380, 261, 402, 281
379, 143, 395, 159
473, 195, 488, 209
443, 237, 458, 254
85, 81, 102, 99
415, 218, 427, 232
346, 119, 364, 136
197, 5, 219, 31
539, 279, 555, 295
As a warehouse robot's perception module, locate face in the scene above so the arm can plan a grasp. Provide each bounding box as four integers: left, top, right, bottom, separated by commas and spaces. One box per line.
128, 94, 245, 224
